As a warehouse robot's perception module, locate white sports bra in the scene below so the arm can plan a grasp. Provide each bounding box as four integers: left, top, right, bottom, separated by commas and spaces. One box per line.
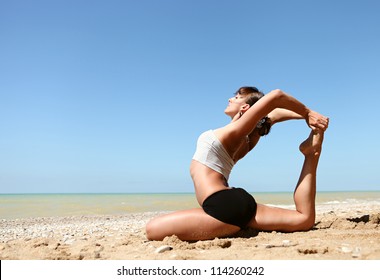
192, 130, 235, 180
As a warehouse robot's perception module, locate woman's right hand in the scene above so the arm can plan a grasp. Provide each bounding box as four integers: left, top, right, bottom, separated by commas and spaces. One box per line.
306, 110, 329, 131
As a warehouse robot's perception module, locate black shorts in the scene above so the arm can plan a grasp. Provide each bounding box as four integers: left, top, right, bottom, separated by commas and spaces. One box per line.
202, 188, 257, 229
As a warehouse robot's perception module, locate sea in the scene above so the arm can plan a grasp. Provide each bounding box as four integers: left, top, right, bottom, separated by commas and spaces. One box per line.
1, 191, 380, 220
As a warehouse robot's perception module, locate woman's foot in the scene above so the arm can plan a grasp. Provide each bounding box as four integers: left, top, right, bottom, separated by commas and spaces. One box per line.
299, 130, 324, 156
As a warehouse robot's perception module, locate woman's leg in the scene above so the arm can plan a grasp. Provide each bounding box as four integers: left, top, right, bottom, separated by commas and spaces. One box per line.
248, 130, 324, 232
146, 208, 240, 241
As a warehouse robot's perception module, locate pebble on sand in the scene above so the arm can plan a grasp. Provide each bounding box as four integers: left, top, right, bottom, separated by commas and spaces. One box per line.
155, 245, 173, 254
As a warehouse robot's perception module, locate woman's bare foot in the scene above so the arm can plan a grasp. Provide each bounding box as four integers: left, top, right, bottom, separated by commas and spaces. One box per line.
299, 130, 324, 156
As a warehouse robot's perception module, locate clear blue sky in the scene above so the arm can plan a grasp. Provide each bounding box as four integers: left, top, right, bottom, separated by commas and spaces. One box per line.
1, 0, 379, 193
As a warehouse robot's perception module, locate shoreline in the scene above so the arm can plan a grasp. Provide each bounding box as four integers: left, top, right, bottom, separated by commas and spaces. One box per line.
2, 190, 380, 220
1, 203, 380, 260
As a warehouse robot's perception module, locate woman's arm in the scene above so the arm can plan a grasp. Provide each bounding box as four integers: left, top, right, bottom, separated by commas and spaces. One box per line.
228, 89, 329, 137
267, 108, 304, 125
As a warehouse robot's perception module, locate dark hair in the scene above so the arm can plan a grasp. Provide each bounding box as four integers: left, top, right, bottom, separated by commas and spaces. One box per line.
236, 86, 272, 136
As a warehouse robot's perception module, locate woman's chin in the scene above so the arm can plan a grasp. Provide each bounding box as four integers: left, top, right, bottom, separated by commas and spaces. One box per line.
224, 110, 235, 118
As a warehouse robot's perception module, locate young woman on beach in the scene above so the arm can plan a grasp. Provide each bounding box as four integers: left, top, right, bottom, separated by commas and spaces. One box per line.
146, 87, 329, 241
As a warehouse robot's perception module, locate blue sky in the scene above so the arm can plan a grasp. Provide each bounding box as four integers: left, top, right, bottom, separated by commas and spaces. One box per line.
1, 0, 379, 194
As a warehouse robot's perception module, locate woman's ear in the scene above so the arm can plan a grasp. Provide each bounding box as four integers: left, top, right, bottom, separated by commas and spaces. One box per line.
240, 104, 250, 114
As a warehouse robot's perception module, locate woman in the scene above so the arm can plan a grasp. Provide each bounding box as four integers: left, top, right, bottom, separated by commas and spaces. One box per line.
146, 87, 329, 241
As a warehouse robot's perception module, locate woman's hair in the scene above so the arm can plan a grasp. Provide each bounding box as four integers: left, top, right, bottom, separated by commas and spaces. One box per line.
236, 86, 272, 136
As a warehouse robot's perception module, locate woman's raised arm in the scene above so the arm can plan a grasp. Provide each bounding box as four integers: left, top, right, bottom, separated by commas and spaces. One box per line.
229, 89, 329, 137
267, 108, 304, 125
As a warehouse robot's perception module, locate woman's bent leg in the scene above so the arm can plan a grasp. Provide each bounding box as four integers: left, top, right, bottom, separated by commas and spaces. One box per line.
248, 130, 323, 232
146, 208, 240, 241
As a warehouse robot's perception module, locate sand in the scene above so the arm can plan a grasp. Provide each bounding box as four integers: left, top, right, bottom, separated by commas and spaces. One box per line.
1, 205, 380, 260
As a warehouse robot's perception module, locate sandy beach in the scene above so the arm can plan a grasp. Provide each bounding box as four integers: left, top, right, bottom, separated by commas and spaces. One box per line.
1, 204, 379, 260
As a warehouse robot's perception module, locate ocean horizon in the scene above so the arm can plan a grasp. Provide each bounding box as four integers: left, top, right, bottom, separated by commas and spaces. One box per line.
1, 190, 380, 220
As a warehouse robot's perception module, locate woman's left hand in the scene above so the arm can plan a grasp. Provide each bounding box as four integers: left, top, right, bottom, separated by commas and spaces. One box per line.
307, 110, 329, 131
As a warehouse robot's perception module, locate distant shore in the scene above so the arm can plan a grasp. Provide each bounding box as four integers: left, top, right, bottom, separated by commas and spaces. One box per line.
1, 203, 379, 260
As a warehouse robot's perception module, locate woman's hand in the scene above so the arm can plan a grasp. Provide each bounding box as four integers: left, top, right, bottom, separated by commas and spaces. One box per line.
306, 110, 329, 131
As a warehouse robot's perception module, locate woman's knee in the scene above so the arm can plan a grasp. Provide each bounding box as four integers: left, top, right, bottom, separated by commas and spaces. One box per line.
297, 214, 315, 231
145, 218, 164, 241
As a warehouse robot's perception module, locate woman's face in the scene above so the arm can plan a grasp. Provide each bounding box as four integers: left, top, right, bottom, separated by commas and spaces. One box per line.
224, 94, 248, 117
